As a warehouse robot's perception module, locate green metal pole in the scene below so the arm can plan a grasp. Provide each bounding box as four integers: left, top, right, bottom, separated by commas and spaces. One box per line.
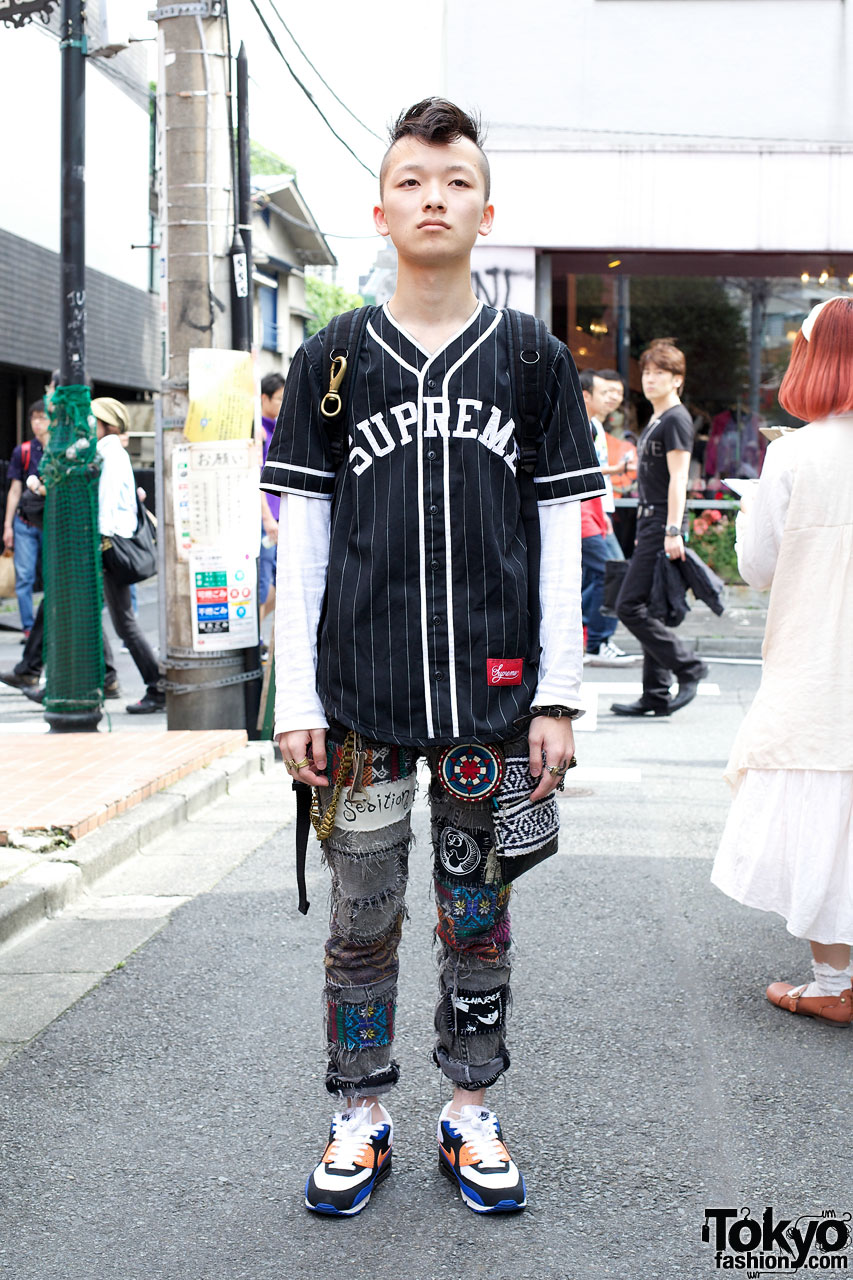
43, 0, 103, 732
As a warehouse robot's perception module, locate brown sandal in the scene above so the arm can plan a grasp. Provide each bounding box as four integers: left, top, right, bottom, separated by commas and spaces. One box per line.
766, 981, 853, 1026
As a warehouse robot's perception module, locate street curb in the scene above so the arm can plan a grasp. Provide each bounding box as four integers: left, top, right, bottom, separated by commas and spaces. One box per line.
0, 740, 274, 950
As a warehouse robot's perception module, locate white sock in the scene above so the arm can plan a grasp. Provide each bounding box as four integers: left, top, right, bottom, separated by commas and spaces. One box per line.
801, 960, 853, 999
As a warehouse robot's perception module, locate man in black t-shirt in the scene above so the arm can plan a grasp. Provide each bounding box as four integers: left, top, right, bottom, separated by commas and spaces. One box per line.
611, 340, 708, 716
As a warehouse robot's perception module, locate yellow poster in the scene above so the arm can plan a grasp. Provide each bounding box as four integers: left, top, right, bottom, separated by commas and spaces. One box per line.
184, 348, 255, 442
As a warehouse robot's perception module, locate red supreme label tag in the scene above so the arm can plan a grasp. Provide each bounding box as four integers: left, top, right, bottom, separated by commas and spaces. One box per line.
487, 659, 524, 686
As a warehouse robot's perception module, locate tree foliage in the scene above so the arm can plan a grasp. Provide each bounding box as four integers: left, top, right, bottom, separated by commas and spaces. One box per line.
249, 139, 295, 177
304, 277, 364, 337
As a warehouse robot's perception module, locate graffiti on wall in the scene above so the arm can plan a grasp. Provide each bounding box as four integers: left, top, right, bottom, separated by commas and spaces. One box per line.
471, 247, 536, 313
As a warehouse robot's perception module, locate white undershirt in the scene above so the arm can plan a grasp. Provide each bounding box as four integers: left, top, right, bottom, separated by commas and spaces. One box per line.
273, 493, 584, 737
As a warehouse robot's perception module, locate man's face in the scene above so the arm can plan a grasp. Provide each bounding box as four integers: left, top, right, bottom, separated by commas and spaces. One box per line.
261, 388, 283, 421
642, 361, 682, 401
30, 412, 49, 444
601, 378, 624, 415
374, 136, 494, 264
584, 377, 612, 422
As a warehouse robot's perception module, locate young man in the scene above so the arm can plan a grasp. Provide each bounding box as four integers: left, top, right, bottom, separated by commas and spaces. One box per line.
611, 339, 708, 717
261, 99, 604, 1218
3, 399, 50, 638
578, 370, 637, 667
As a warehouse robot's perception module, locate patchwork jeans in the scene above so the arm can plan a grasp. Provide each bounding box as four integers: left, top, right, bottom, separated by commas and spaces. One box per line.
320, 728, 557, 1101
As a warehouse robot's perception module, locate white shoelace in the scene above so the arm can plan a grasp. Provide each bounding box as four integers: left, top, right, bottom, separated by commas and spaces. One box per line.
327, 1106, 383, 1170
449, 1106, 507, 1167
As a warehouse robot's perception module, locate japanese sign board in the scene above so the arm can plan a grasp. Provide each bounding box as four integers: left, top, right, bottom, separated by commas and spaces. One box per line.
171, 439, 260, 561
184, 348, 255, 443
189, 550, 259, 652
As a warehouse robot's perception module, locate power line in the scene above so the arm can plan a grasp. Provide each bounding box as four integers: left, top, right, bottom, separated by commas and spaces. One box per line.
260, 0, 385, 144
245, 0, 379, 180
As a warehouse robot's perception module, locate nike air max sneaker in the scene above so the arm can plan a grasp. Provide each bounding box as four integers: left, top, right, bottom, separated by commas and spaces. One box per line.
437, 1103, 527, 1213
305, 1103, 393, 1216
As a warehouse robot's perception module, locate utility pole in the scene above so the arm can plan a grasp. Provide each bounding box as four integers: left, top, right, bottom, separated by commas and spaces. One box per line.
154, 1, 250, 729
42, 0, 103, 733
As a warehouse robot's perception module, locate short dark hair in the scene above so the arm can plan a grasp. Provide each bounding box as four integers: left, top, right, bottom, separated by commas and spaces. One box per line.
380, 98, 490, 199
578, 370, 596, 393
261, 372, 285, 399
28, 398, 46, 421
596, 369, 623, 384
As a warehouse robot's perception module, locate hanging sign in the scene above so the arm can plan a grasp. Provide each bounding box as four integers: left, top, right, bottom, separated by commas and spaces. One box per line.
189, 550, 259, 652
171, 439, 260, 561
0, 0, 59, 28
184, 348, 255, 443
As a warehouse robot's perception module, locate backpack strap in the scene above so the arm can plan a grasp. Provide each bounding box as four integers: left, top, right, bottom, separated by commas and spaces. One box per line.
506, 309, 549, 475
505, 309, 549, 664
318, 306, 373, 467
21, 440, 31, 473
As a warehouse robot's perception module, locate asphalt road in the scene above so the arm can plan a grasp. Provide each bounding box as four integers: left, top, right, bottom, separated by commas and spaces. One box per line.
1, 662, 851, 1280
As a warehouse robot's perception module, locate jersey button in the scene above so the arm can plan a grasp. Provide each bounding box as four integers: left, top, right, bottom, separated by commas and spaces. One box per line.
429, 504, 438, 515
427, 450, 437, 461
430, 560, 440, 571
427, 379, 436, 390
432, 615, 442, 625
434, 671, 444, 681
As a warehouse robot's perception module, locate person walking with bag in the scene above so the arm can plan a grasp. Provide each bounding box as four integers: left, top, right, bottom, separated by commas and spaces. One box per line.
712, 297, 853, 1024
92, 398, 164, 714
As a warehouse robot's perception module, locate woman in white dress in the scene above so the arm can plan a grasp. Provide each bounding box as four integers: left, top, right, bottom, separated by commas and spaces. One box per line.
712, 296, 853, 1025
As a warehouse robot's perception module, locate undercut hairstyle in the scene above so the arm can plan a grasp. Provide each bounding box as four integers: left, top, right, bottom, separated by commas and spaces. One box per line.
779, 297, 853, 422
380, 98, 490, 199
261, 371, 285, 399
640, 338, 687, 392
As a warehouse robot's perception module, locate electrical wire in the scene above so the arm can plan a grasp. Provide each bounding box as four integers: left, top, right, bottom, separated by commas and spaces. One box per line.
260, 0, 384, 143
245, 0, 378, 180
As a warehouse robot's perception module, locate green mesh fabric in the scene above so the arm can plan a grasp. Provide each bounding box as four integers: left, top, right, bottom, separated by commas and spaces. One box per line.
41, 384, 105, 715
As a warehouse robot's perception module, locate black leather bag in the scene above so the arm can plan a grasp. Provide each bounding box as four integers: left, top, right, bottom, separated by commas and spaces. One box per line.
102, 494, 157, 586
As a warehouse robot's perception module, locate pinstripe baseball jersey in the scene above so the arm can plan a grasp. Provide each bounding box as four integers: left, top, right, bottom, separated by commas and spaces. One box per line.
260, 302, 605, 748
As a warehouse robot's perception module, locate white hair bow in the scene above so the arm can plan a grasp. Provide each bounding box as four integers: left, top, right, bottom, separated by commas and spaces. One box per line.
801, 296, 844, 342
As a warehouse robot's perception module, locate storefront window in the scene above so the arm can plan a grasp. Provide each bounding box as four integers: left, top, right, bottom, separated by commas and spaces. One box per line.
549, 253, 853, 488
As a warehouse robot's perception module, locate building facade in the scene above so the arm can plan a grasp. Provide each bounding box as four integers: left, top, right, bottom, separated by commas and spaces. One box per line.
444, 0, 853, 457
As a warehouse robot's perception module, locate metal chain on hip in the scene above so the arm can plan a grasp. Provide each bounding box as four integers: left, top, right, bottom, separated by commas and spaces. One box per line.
309, 729, 355, 841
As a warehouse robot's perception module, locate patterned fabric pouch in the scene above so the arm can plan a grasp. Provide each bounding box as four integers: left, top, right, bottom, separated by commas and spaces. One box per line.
490, 745, 560, 882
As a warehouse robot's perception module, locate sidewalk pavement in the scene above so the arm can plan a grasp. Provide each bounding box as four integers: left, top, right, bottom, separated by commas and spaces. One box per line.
1, 586, 275, 952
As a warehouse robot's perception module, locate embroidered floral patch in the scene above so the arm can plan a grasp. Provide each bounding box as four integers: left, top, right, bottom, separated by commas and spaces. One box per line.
327, 998, 395, 1050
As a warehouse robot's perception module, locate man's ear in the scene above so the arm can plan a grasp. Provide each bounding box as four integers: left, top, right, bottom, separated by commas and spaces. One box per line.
373, 203, 390, 237
478, 203, 495, 238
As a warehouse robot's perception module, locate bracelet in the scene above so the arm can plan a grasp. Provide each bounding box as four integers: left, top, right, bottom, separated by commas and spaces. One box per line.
529, 704, 582, 721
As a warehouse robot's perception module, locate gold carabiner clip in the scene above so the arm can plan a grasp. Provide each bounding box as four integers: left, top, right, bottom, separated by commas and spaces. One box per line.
320, 354, 348, 419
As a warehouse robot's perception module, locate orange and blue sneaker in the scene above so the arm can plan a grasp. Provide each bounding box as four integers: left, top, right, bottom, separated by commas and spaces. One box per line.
305, 1103, 393, 1216
437, 1103, 527, 1213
